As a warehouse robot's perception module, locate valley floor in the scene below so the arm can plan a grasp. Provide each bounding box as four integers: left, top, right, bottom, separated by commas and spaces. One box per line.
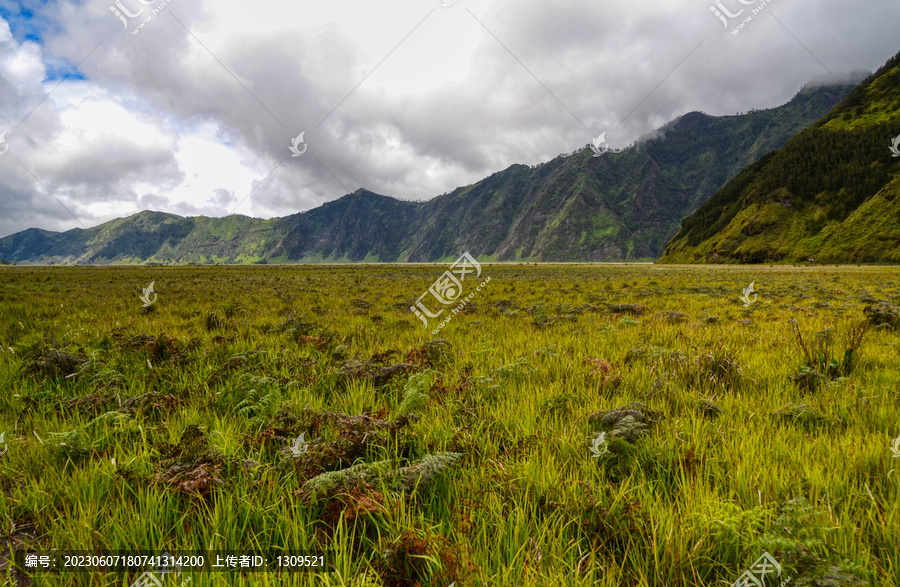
0, 264, 897, 586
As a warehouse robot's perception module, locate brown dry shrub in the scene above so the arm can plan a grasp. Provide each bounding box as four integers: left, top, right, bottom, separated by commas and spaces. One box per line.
287, 409, 418, 481
370, 349, 400, 365
66, 391, 120, 415
584, 357, 623, 392
157, 463, 224, 496
154, 425, 227, 497
120, 392, 181, 417
376, 531, 471, 587
321, 487, 386, 528
604, 303, 647, 316
21, 339, 86, 379
338, 360, 417, 387
118, 332, 191, 363
403, 339, 452, 369
248, 409, 304, 453
298, 334, 332, 351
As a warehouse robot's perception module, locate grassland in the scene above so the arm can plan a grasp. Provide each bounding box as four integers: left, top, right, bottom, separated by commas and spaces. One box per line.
0, 264, 898, 586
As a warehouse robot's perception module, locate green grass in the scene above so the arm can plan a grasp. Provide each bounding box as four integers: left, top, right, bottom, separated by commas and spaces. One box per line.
0, 264, 898, 586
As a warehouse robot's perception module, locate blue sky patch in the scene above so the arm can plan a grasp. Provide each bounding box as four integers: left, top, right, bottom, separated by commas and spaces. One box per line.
0, 3, 42, 43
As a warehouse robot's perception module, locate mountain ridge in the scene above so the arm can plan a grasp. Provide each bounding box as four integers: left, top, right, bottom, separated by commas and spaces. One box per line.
659, 51, 900, 264
0, 80, 860, 265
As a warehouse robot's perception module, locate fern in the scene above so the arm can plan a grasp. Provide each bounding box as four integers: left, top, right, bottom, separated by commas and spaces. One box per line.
50, 411, 134, 459
759, 497, 868, 586
298, 452, 463, 501
85, 411, 131, 430
608, 415, 648, 442
491, 357, 533, 380
588, 402, 663, 444
388, 452, 463, 492
397, 370, 439, 415
49, 428, 97, 460
230, 374, 283, 426
299, 460, 392, 501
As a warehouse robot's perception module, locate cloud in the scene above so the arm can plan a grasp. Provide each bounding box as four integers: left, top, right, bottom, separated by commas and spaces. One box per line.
0, 0, 898, 237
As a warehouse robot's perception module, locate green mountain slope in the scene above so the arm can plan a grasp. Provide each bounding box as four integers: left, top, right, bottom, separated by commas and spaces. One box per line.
270, 193, 423, 263
0, 81, 856, 265
405, 82, 855, 262
659, 51, 900, 264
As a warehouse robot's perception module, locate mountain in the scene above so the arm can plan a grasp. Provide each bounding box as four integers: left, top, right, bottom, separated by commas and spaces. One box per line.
0, 81, 858, 265
0, 197, 420, 265
659, 51, 900, 264
402, 82, 855, 262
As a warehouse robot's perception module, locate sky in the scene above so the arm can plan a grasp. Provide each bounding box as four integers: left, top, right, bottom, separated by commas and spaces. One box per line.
0, 0, 897, 238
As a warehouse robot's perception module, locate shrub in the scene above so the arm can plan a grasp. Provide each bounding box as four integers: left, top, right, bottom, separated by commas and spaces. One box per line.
789, 319, 868, 379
